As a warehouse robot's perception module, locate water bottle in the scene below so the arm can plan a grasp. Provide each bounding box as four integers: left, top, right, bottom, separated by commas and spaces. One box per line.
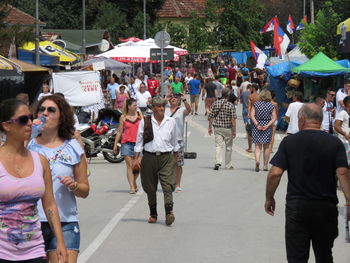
31, 116, 46, 139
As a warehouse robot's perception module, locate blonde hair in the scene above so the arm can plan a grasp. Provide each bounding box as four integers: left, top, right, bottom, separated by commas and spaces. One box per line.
259, 89, 272, 102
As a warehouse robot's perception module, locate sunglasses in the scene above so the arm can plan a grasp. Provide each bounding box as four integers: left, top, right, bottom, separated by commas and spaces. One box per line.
38, 106, 57, 114
5, 114, 34, 126
328, 93, 336, 97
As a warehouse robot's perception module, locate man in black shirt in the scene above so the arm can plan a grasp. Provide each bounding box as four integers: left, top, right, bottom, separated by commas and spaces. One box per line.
265, 103, 350, 263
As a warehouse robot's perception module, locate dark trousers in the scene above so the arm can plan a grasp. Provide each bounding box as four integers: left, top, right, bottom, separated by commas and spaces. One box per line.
141, 151, 176, 206
285, 200, 338, 263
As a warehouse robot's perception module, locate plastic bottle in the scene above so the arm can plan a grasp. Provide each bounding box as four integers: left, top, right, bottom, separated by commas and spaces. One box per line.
31, 116, 46, 139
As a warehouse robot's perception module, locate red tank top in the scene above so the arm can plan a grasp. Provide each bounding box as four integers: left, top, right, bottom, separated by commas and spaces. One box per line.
121, 115, 141, 144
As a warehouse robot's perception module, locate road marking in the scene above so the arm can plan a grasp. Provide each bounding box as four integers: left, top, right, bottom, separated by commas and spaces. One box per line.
78, 190, 144, 263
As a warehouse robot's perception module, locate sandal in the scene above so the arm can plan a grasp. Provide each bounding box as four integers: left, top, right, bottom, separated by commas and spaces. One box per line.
255, 163, 260, 172
246, 149, 253, 153
129, 189, 136, 194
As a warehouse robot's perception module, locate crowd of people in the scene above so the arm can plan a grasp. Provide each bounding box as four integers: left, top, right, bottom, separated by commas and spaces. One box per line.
1, 57, 350, 262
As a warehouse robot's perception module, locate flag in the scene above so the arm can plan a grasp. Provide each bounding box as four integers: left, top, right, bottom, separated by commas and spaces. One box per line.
286, 15, 295, 34
274, 26, 290, 59
250, 40, 267, 69
260, 17, 279, 34
296, 16, 307, 30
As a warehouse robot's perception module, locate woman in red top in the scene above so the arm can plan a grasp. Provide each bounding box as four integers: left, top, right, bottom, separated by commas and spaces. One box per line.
113, 98, 142, 194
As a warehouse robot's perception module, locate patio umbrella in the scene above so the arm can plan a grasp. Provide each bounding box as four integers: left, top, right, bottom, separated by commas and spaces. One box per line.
83, 57, 131, 70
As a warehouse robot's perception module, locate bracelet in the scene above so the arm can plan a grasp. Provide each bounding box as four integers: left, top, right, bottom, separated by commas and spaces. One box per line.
71, 182, 79, 192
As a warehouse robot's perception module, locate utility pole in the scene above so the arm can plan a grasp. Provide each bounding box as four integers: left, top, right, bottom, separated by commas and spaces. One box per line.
310, 0, 315, 24
143, 0, 146, 40
303, 0, 306, 17
82, 0, 86, 60
35, 0, 40, 65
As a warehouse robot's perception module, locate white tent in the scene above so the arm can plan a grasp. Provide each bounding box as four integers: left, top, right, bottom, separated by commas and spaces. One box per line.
269, 46, 309, 65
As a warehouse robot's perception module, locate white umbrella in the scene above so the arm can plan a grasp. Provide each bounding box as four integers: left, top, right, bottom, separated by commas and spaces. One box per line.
83, 57, 131, 70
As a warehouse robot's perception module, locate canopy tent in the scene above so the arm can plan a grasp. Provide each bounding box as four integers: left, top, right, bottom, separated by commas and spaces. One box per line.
120, 37, 141, 43
97, 44, 180, 63
116, 38, 188, 56
269, 46, 309, 65
0, 55, 22, 76
292, 52, 350, 76
83, 57, 131, 70
266, 61, 302, 77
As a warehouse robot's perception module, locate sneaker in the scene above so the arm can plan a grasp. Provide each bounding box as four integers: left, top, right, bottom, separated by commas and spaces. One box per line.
165, 212, 175, 226
175, 187, 182, 192
195, 112, 198, 115
214, 164, 220, 170
148, 216, 157, 224
226, 166, 234, 170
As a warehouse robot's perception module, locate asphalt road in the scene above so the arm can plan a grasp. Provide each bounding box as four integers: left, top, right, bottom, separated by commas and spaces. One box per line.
76, 101, 350, 263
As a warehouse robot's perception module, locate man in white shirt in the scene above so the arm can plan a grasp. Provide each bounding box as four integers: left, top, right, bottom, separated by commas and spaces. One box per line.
322, 89, 336, 133
335, 95, 350, 164
240, 80, 251, 93
135, 84, 152, 114
165, 93, 191, 192
285, 93, 303, 134
133, 96, 179, 226
128, 77, 139, 99
107, 77, 119, 107
336, 78, 350, 114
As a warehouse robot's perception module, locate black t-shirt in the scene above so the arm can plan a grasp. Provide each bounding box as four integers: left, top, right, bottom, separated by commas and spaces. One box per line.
204, 82, 217, 98
270, 130, 348, 204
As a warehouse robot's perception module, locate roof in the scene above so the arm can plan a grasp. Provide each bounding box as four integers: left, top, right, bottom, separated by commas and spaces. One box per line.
3, 5, 45, 26
10, 58, 50, 72
41, 29, 106, 52
156, 0, 206, 18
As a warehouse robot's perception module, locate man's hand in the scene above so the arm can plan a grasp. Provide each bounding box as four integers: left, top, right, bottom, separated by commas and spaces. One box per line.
232, 129, 236, 138
264, 198, 276, 216
132, 158, 141, 172
208, 127, 212, 136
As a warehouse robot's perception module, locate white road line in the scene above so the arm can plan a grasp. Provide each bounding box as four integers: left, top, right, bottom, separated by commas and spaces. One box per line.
78, 190, 144, 263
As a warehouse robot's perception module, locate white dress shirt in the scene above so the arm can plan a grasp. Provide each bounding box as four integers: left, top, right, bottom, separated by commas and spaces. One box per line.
135, 91, 151, 108
135, 115, 179, 153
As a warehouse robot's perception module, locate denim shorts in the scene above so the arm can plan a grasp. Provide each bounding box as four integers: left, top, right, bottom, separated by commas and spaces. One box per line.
121, 142, 135, 157
41, 222, 80, 252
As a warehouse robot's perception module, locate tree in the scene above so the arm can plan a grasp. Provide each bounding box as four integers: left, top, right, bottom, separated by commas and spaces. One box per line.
205, 0, 265, 50
92, 2, 128, 42
187, 12, 209, 52
298, 2, 340, 59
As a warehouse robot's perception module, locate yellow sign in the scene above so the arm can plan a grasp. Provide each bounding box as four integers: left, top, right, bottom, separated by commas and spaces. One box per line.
337, 18, 350, 35
20, 41, 79, 63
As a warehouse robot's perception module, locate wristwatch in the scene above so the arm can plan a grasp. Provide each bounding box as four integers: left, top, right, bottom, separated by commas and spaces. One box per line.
182, 99, 187, 102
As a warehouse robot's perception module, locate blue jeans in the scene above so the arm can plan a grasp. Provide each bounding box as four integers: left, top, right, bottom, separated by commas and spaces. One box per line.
41, 222, 80, 252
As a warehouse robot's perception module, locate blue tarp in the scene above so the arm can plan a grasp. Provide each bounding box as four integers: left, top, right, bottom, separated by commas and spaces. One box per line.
266, 61, 302, 77
17, 49, 60, 66
219, 50, 270, 64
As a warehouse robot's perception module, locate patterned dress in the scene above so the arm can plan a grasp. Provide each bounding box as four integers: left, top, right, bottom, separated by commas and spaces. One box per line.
252, 101, 274, 144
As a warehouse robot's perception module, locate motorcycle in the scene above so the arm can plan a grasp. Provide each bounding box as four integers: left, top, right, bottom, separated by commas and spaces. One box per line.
77, 108, 124, 163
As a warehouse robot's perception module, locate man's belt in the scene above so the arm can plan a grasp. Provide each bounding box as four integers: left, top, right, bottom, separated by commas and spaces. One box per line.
144, 151, 171, 156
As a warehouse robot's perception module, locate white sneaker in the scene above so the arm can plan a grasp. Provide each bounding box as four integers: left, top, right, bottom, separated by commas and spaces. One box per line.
175, 187, 182, 192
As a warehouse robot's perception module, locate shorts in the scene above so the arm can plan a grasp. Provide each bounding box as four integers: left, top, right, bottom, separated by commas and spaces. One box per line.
0, 258, 47, 263
41, 222, 80, 252
205, 97, 216, 108
190, 94, 200, 104
177, 141, 184, 167
121, 142, 135, 157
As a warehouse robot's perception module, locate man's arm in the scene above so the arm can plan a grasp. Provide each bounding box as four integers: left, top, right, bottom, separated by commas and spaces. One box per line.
265, 166, 284, 216
336, 167, 350, 205
208, 117, 214, 136
334, 120, 350, 141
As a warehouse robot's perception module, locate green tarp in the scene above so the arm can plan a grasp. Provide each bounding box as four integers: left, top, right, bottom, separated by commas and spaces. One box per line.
293, 52, 350, 73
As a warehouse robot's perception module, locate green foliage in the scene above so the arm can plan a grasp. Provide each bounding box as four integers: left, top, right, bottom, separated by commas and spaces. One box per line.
151, 22, 187, 48
332, 0, 350, 21
298, 5, 340, 59
187, 12, 209, 53
205, 0, 265, 50
92, 2, 128, 41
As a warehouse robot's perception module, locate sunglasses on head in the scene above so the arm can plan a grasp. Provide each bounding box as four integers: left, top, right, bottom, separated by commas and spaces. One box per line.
38, 106, 57, 113
5, 114, 34, 126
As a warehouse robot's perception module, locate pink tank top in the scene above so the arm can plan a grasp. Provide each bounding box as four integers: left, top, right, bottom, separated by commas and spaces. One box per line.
0, 151, 46, 260
121, 117, 141, 144
117, 93, 128, 109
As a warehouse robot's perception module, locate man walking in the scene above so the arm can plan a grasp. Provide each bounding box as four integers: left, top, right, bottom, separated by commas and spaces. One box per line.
336, 78, 350, 114
322, 89, 336, 133
265, 103, 350, 263
165, 94, 191, 192
285, 93, 303, 134
133, 96, 179, 226
241, 84, 253, 153
208, 88, 237, 170
188, 74, 201, 115
107, 76, 118, 107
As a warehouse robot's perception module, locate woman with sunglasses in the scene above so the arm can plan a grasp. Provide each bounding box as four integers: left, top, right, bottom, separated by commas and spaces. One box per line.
27, 95, 89, 263
0, 98, 67, 263
113, 98, 142, 194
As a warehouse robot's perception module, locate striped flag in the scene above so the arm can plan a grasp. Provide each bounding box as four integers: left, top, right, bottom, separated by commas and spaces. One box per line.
260, 17, 279, 34
296, 16, 308, 30
286, 15, 295, 34
250, 40, 267, 69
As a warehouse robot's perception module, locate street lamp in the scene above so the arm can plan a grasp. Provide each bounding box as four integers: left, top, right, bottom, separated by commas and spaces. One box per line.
82, 0, 86, 59
35, 0, 40, 65
143, 0, 146, 40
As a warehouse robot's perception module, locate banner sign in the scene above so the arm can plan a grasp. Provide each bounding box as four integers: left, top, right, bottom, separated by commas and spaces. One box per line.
52, 71, 102, 106
150, 48, 174, 61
